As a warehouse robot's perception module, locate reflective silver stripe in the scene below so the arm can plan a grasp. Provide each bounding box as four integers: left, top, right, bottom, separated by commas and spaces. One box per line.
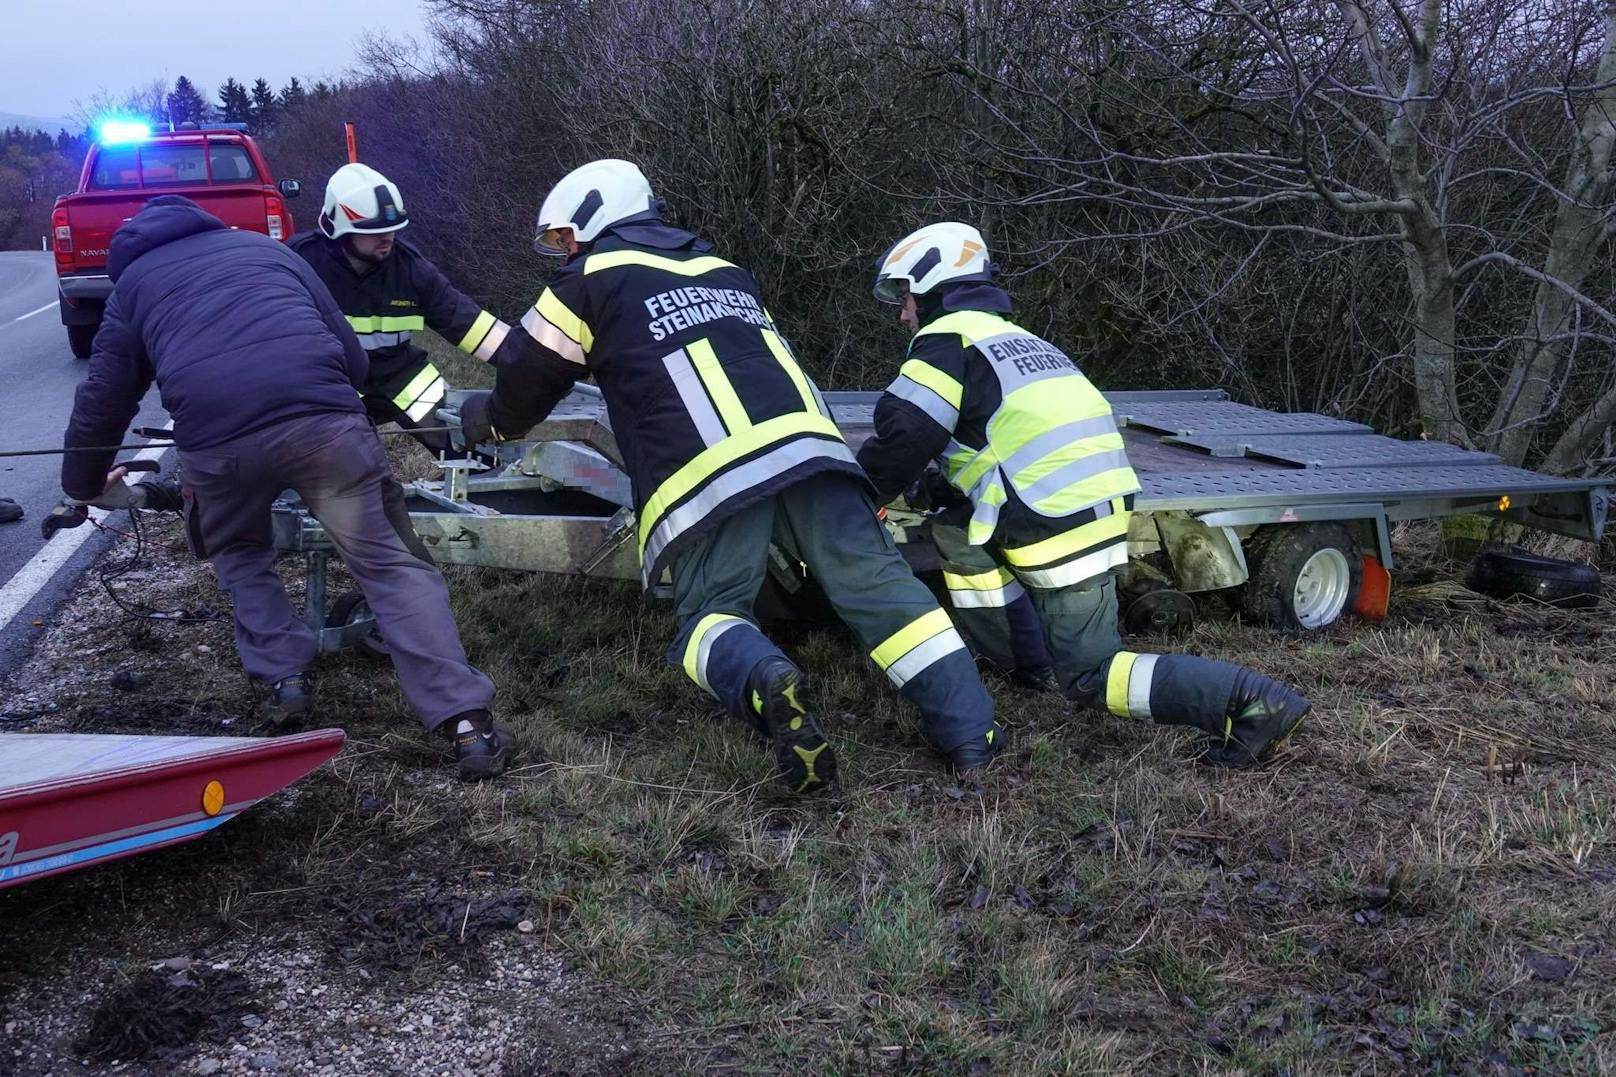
889, 375, 959, 432
885, 626, 967, 688
694, 618, 743, 695
965, 466, 1005, 544
355, 330, 411, 350
662, 347, 728, 448
948, 578, 1025, 609
404, 377, 447, 421
1126, 653, 1158, 719
521, 307, 586, 364
1013, 538, 1128, 588
974, 330, 1081, 394
998, 416, 1122, 479
642, 437, 856, 582
473, 319, 511, 362
1015, 450, 1135, 508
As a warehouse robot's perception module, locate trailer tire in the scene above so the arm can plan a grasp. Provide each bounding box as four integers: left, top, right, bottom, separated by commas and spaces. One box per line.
1467, 548, 1601, 609
67, 321, 98, 360
327, 591, 390, 659
1242, 523, 1362, 631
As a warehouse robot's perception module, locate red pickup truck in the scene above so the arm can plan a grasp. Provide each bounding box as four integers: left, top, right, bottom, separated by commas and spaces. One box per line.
51, 123, 302, 358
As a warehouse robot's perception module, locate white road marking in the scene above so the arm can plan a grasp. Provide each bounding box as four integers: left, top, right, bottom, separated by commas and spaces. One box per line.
11, 302, 56, 322
0, 438, 172, 633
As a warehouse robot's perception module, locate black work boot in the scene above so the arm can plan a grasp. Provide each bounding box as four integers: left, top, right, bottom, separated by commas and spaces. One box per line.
261, 674, 310, 729
1205, 669, 1309, 767
948, 723, 1006, 774
750, 657, 836, 795
448, 709, 513, 781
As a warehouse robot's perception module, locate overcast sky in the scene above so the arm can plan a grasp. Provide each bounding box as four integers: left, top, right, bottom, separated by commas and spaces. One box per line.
0, 0, 435, 120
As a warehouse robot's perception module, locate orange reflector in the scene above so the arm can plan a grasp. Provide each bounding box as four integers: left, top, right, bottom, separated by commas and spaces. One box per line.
201, 780, 225, 817
1356, 556, 1390, 621
1498, 495, 1512, 512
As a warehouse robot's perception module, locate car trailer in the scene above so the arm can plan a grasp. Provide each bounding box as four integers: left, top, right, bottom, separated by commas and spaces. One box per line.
0, 730, 344, 889
271, 385, 1609, 648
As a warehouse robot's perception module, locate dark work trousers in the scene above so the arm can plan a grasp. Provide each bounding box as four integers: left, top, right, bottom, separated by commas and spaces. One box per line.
932, 530, 1242, 732
178, 411, 494, 730
932, 520, 1053, 677
666, 473, 995, 753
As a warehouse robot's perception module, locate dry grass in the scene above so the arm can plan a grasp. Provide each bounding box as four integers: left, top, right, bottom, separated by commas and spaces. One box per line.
4, 340, 1614, 1072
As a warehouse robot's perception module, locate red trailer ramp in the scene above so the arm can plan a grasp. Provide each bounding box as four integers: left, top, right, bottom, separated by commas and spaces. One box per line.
0, 729, 344, 889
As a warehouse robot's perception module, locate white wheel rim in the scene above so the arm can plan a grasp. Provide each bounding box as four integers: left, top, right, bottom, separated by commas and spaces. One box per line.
1292, 547, 1351, 629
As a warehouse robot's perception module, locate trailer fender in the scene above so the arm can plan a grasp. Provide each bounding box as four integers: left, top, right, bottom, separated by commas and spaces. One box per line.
1152, 514, 1249, 592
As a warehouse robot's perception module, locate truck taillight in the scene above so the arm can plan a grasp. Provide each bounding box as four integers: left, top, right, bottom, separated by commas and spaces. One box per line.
51, 206, 73, 266
266, 194, 285, 241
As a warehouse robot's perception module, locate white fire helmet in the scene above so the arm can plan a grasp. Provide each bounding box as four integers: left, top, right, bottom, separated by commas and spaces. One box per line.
319, 163, 408, 239
533, 159, 654, 255
873, 222, 993, 303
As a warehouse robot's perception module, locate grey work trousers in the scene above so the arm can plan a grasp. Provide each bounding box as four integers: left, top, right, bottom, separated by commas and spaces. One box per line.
666, 473, 995, 752
178, 411, 494, 730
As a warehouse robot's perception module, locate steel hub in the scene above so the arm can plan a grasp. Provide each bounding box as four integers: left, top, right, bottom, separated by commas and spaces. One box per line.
1292, 547, 1351, 629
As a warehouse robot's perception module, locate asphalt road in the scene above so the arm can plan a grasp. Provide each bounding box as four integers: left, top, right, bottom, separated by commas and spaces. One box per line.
0, 251, 171, 683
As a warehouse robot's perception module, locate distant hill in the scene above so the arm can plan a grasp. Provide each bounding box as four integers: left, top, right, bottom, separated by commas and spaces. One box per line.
0, 111, 80, 136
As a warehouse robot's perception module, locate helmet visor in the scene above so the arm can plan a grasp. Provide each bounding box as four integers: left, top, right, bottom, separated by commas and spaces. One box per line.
873, 273, 908, 305
533, 226, 570, 256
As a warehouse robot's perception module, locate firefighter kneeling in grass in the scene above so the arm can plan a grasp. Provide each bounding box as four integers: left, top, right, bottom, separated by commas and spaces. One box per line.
457, 159, 1001, 792
290, 164, 535, 456
857, 223, 1309, 766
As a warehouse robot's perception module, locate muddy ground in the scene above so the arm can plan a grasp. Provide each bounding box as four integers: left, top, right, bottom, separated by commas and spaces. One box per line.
2, 501, 1614, 1075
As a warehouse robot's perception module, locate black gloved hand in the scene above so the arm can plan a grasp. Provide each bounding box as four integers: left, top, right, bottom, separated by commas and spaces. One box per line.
459, 391, 500, 445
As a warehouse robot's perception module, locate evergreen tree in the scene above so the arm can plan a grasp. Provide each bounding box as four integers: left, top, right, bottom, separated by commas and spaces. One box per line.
217, 78, 252, 123
278, 77, 306, 111
249, 78, 277, 130
311, 80, 334, 100
165, 76, 208, 126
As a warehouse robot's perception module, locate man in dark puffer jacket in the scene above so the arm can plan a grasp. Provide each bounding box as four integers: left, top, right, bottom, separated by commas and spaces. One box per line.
60, 195, 512, 780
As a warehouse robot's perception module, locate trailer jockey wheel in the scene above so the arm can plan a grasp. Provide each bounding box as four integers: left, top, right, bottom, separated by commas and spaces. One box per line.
327, 591, 389, 659
1122, 587, 1197, 638
1242, 523, 1363, 631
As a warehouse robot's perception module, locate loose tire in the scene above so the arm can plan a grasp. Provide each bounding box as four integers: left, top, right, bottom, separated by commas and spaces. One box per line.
1467, 548, 1601, 609
67, 321, 98, 360
327, 590, 389, 658
1242, 523, 1363, 630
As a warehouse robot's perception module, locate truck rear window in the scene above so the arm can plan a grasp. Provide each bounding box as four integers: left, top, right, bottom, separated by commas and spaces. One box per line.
87, 143, 259, 189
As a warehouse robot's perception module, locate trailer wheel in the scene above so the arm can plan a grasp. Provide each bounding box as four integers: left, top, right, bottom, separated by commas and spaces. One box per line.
1467, 548, 1600, 609
327, 591, 389, 659
67, 322, 98, 360
1242, 523, 1362, 630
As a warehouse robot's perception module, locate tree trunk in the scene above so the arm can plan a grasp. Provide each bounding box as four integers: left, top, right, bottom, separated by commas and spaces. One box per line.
1484, 2, 1616, 467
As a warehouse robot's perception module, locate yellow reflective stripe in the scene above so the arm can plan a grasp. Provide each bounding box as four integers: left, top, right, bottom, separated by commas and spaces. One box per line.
1001, 510, 1130, 568
686, 338, 750, 433
870, 608, 954, 670
942, 565, 1015, 591
899, 358, 962, 409
347, 314, 425, 333
583, 251, 739, 277
457, 310, 496, 354
682, 613, 745, 691
1105, 651, 1138, 718
393, 363, 441, 409
537, 289, 594, 352
762, 329, 818, 414
638, 412, 843, 552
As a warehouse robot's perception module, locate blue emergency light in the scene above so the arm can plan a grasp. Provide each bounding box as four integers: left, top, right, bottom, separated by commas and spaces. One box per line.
96, 120, 151, 145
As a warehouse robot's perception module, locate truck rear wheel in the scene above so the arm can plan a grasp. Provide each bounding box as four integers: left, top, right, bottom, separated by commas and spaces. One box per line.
67, 321, 98, 360
1241, 523, 1363, 630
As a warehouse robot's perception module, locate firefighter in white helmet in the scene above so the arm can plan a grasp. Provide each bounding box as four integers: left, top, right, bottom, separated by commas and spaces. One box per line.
857, 222, 1310, 767
457, 160, 999, 792
289, 163, 536, 455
